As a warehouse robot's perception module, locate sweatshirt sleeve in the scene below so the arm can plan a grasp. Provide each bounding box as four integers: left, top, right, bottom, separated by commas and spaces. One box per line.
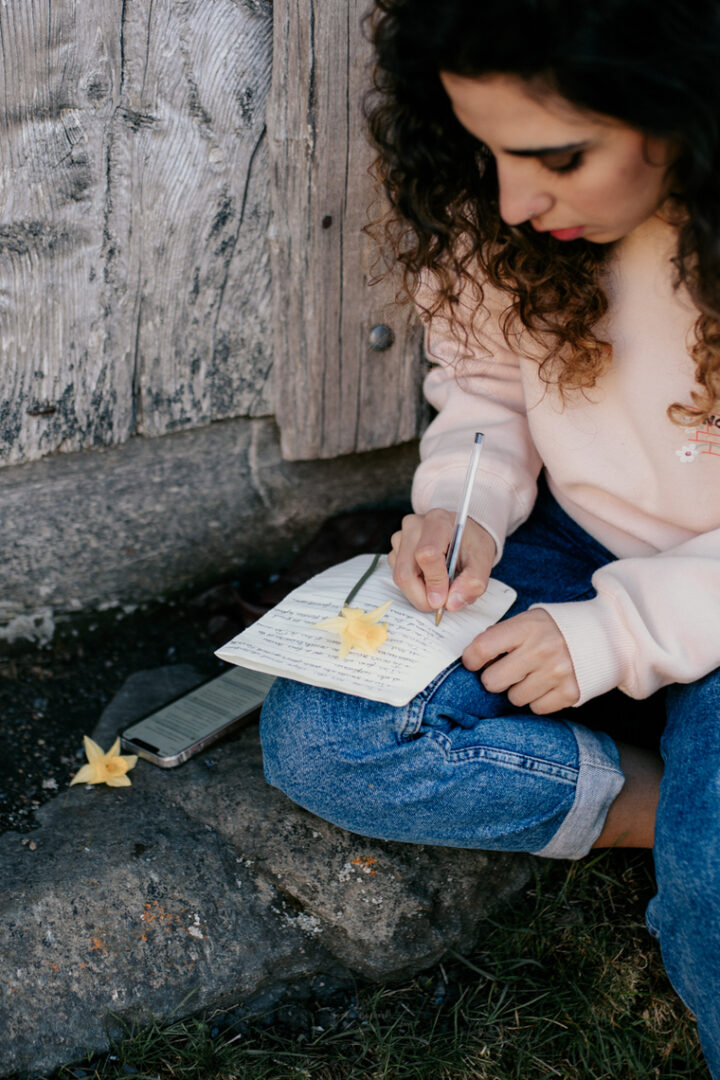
535, 528, 720, 704
411, 286, 542, 562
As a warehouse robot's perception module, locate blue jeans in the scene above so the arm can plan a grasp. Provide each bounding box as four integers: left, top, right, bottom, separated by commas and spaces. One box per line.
260, 480, 720, 1076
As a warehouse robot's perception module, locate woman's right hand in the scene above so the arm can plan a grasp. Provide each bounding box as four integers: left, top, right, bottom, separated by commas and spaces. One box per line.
388, 509, 497, 614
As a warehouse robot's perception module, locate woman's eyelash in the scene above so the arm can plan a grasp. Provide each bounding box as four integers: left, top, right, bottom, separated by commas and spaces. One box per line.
542, 151, 585, 175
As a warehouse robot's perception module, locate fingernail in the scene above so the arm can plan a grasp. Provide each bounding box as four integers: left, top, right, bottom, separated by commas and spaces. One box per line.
427, 592, 443, 607
447, 592, 465, 611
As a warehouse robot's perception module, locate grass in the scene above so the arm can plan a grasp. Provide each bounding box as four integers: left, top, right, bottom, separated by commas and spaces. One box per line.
53, 850, 708, 1080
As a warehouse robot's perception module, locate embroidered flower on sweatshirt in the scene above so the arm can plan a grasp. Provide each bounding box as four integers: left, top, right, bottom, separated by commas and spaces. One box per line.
678, 423, 720, 460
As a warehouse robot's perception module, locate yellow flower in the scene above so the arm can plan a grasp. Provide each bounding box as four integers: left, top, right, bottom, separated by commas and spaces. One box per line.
69, 736, 138, 787
315, 600, 393, 659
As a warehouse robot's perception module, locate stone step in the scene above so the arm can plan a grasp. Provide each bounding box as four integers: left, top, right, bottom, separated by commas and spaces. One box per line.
1, 666, 532, 1078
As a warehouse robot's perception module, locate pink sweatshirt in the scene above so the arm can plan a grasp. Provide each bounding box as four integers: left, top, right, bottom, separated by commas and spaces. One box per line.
412, 214, 720, 705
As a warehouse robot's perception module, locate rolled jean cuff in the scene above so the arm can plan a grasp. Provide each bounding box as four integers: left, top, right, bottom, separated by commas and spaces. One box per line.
533, 722, 625, 861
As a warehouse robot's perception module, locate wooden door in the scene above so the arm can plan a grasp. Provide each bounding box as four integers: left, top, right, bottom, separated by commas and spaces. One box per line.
267, 0, 425, 461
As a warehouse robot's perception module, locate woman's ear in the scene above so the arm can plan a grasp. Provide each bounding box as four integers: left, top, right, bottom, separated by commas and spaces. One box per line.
644, 134, 682, 170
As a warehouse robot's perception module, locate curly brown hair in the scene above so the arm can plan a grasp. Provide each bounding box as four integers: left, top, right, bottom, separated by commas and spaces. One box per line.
365, 0, 720, 424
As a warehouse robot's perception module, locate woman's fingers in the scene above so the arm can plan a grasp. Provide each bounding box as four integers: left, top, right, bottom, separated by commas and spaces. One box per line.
446, 529, 496, 610
389, 511, 497, 612
505, 670, 556, 708
525, 688, 574, 715
462, 610, 580, 714
477, 649, 532, 695
389, 511, 452, 611
414, 511, 459, 607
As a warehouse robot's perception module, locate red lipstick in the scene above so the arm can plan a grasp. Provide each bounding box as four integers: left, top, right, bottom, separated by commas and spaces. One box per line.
548, 226, 585, 241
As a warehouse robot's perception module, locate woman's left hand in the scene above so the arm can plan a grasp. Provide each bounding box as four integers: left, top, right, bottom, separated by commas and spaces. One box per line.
462, 608, 580, 714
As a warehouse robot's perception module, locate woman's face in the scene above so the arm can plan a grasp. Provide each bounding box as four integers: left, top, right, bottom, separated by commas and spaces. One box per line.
439, 72, 674, 243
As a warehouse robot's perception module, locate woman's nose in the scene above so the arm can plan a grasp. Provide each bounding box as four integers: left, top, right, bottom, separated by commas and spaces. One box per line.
496, 162, 555, 226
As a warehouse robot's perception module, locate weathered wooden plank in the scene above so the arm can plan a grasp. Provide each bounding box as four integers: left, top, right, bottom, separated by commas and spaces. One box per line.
107, 0, 274, 438
0, 1, 126, 466
268, 0, 426, 461
0, 0, 274, 467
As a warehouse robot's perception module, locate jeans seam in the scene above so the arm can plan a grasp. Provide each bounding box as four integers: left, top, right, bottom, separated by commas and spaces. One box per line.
422, 728, 580, 783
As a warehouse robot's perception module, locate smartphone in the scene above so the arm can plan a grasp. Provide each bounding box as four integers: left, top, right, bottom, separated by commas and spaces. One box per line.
120, 666, 275, 767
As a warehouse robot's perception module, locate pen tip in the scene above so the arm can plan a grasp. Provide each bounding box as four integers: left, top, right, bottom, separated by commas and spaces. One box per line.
435, 609, 443, 626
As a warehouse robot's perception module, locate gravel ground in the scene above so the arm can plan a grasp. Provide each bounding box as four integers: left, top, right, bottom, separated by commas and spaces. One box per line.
1, 508, 406, 836
0, 600, 225, 834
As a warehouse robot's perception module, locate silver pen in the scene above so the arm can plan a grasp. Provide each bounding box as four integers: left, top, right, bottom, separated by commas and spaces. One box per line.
435, 432, 485, 626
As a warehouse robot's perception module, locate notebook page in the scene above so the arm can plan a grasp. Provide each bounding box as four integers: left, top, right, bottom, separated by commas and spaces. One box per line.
216, 554, 516, 706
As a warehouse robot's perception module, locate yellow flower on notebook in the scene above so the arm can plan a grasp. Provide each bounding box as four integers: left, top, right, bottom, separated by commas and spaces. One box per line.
315, 600, 393, 659
69, 736, 138, 787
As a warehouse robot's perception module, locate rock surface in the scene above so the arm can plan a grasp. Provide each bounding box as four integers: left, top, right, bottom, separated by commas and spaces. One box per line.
1, 667, 532, 1078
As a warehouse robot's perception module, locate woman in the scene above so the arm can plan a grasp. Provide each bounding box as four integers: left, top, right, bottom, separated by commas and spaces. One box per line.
260, 0, 720, 1071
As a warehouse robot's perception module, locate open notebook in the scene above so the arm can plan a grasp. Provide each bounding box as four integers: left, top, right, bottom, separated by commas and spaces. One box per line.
215, 554, 516, 707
